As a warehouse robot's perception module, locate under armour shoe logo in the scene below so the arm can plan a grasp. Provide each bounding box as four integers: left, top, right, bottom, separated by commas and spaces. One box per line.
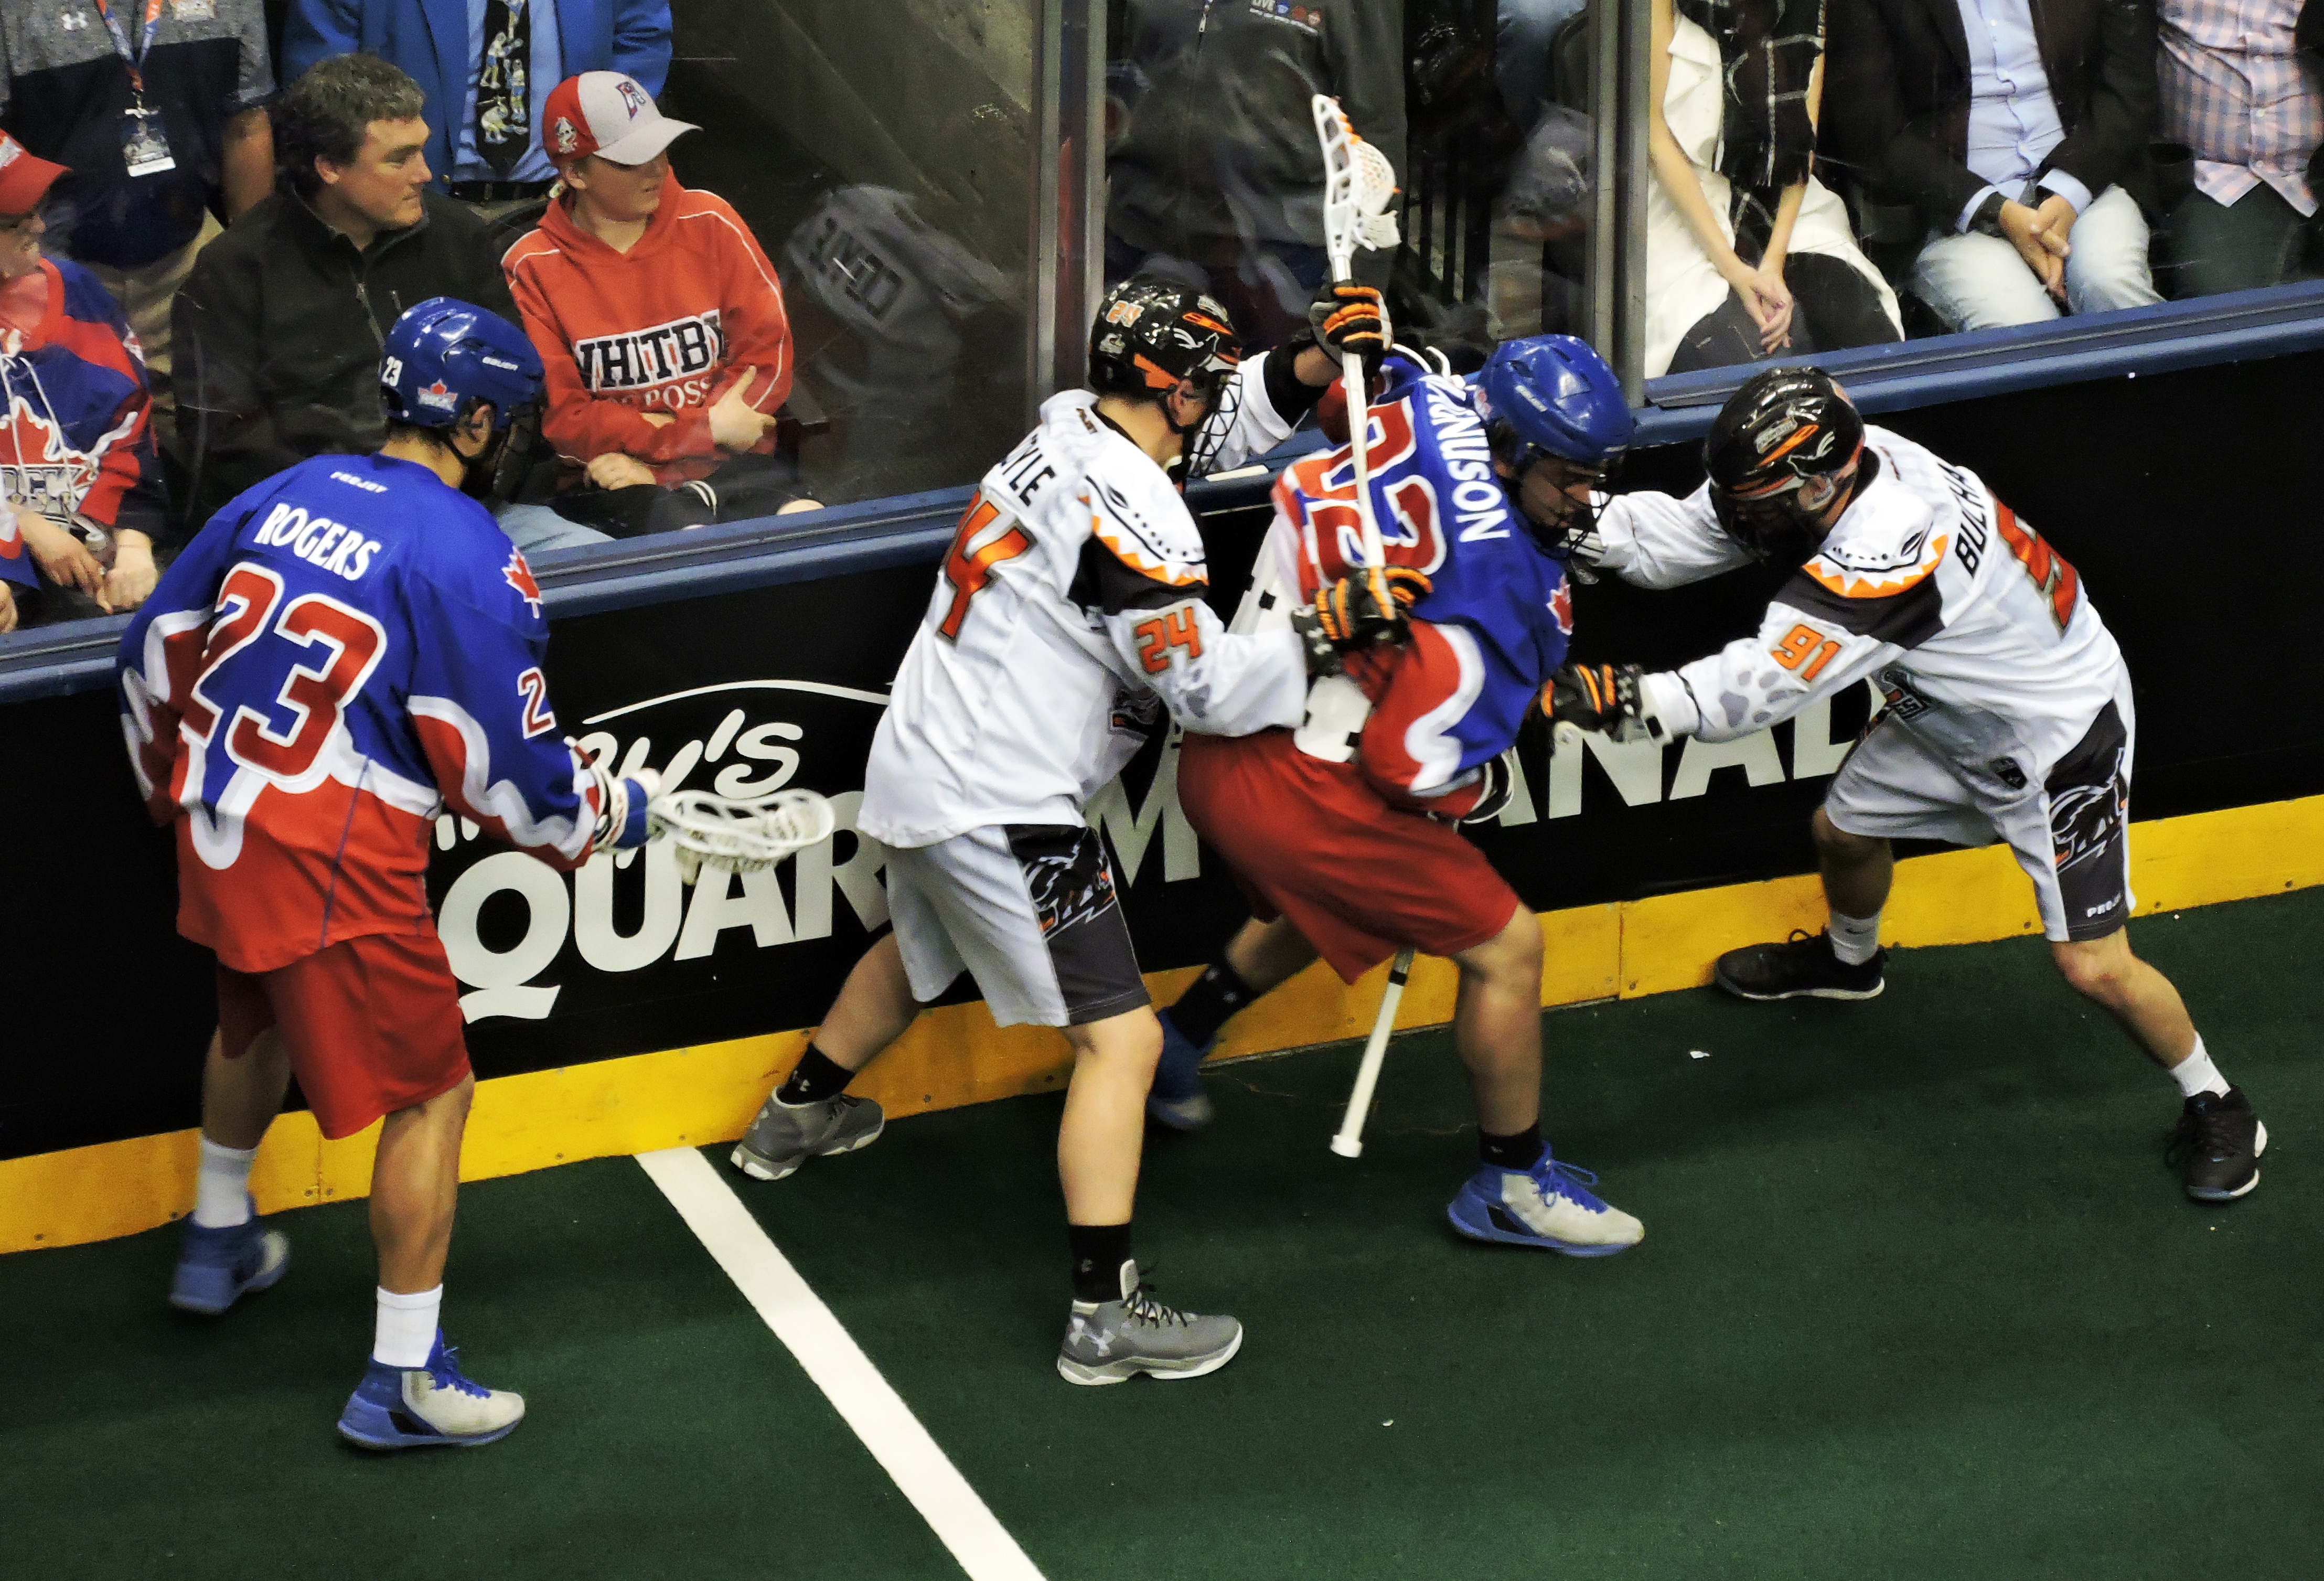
61, 11, 88, 28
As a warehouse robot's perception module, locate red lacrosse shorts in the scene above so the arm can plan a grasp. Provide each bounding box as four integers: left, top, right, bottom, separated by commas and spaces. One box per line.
1177, 729, 1520, 982
215, 932, 473, 1140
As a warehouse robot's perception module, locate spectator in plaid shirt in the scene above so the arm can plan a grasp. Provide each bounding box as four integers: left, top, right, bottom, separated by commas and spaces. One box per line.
2155, 0, 2324, 293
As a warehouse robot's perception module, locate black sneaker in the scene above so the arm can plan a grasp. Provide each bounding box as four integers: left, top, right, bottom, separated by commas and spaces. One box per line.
1713, 930, 1886, 1001
2166, 1086, 2267, 1202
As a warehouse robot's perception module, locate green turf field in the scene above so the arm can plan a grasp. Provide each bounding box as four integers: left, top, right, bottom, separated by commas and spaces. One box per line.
7, 890, 2319, 1579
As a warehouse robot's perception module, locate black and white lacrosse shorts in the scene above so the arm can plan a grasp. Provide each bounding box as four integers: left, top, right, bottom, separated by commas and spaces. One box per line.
886, 823, 1152, 1028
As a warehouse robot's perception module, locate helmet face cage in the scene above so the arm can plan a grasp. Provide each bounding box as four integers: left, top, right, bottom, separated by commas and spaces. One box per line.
1183, 368, 1243, 478
1488, 419, 1614, 557
474, 395, 544, 507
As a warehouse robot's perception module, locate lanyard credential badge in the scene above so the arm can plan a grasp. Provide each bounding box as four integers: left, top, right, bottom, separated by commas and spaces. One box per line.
122, 103, 176, 176
93, 0, 178, 176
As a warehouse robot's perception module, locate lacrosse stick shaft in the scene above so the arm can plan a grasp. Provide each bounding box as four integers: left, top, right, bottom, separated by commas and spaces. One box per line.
1330, 946, 1414, 1158
1343, 349, 1384, 569
1313, 94, 1387, 572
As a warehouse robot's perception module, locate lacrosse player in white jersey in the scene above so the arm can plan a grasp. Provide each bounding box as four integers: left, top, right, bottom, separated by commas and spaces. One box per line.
726, 275, 1415, 1383
1547, 367, 2267, 1203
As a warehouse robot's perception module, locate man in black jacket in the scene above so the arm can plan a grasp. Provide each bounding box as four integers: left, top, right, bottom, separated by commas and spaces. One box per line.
1826, 0, 2165, 329
1105, 0, 1406, 349
171, 54, 601, 550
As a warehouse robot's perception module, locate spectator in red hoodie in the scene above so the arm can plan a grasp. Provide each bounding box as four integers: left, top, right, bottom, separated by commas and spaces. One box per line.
503, 72, 817, 532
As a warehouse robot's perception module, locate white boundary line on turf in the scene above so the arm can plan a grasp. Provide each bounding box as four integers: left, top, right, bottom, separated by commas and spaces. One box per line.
635, 1147, 1046, 1581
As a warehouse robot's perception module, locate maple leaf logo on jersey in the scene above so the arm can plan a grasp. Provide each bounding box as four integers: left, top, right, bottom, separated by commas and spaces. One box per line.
1549, 580, 1573, 636
504, 549, 543, 615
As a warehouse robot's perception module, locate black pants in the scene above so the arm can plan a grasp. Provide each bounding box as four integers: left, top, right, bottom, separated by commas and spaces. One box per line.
548, 452, 809, 540
1665, 254, 1900, 376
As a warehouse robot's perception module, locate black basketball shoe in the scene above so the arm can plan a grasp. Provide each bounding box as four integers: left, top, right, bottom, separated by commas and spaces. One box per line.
2167, 1086, 2266, 1202
1713, 930, 1886, 1001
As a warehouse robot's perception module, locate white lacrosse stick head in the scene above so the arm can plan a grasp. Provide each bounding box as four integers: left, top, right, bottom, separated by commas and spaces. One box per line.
1312, 94, 1402, 277
647, 788, 837, 885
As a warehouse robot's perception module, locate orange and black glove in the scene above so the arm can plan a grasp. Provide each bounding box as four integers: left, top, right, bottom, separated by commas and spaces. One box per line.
1308, 279, 1390, 373
1296, 565, 1431, 676
1544, 661, 1661, 742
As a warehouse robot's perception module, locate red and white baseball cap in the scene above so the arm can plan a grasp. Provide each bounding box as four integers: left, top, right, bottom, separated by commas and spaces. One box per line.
0, 131, 67, 215
542, 72, 698, 167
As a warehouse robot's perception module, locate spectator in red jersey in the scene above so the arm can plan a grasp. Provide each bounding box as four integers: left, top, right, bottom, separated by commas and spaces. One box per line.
502, 72, 818, 533
0, 133, 170, 631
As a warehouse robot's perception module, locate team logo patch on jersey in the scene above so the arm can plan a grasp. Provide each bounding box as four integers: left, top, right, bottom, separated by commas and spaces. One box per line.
0, 393, 122, 528
1549, 580, 1573, 636
504, 549, 544, 615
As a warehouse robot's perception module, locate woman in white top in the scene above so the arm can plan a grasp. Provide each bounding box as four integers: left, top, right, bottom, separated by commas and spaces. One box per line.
1645, 0, 1902, 378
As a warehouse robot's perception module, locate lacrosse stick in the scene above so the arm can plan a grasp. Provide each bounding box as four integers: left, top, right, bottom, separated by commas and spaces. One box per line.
1314, 94, 1413, 1159
1311, 94, 1401, 571
1329, 947, 1413, 1159
647, 788, 836, 885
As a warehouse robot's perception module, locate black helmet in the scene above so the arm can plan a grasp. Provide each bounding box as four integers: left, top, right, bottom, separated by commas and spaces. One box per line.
1089, 275, 1243, 401
1702, 366, 1865, 565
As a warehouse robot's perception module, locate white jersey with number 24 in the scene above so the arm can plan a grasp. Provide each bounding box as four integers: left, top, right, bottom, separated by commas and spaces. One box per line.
858, 366, 1309, 850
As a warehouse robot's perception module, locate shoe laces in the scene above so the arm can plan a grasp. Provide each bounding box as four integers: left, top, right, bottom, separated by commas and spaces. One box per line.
1122, 1275, 1193, 1329
2165, 1096, 2241, 1167
426, 1344, 494, 1400
1527, 1152, 1609, 1211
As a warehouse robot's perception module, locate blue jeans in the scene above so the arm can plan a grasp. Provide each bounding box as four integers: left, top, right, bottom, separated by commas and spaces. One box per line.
1908, 185, 2161, 331
494, 503, 612, 554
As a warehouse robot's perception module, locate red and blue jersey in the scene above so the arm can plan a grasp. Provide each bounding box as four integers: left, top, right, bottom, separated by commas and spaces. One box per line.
1264, 354, 1573, 807
0, 258, 167, 590
116, 453, 604, 973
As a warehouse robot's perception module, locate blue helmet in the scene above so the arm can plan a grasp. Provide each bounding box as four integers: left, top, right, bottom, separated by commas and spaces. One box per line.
1476, 334, 1632, 467
380, 296, 544, 432
1476, 335, 1631, 554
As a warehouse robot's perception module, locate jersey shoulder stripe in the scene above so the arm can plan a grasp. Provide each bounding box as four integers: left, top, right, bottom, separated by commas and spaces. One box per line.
1776, 567, 1944, 647
1084, 471, 1206, 589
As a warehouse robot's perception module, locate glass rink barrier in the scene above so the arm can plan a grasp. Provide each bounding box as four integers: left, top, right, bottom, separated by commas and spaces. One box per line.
3, 0, 2323, 1160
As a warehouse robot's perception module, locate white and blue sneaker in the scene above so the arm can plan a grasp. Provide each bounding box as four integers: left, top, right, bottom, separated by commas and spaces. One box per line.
1145, 1009, 1216, 1131
1447, 1148, 1644, 1257
168, 1199, 290, 1315
337, 1332, 526, 1451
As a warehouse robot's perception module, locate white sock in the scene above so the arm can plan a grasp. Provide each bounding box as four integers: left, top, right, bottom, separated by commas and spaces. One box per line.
373, 1286, 444, 1369
1827, 909, 1883, 966
2169, 1035, 2230, 1100
191, 1137, 258, 1229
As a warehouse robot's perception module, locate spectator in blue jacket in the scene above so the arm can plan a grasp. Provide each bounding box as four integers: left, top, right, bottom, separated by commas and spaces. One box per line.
281, 0, 671, 221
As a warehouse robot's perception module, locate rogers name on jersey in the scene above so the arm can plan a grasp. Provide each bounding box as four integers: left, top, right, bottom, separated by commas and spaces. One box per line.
572, 309, 729, 408
251, 500, 383, 581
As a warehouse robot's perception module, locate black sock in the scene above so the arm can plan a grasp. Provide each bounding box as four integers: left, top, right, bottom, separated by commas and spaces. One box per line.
1166, 957, 1258, 1048
1068, 1223, 1134, 1304
776, 1044, 853, 1105
1479, 1125, 1545, 1170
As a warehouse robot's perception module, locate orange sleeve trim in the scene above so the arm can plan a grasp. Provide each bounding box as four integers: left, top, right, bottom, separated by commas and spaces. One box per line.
1084, 497, 1206, 589
1800, 532, 1949, 599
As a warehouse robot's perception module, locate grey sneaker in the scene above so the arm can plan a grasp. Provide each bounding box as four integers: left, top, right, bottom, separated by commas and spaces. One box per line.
730, 1093, 885, 1181
1056, 1260, 1243, 1386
